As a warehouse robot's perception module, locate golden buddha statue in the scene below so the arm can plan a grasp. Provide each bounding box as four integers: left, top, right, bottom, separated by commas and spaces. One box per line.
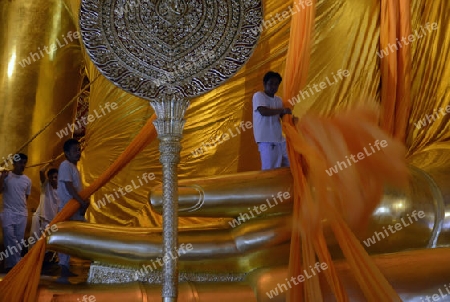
1, 0, 449, 301
42, 145, 450, 301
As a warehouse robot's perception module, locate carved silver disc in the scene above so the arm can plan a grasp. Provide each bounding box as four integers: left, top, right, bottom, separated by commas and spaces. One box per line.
79, 0, 262, 100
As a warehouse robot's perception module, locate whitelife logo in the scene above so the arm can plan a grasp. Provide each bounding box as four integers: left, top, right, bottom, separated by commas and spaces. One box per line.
1, 153, 21, 169
363, 210, 425, 247
94, 172, 155, 209
325, 140, 388, 176
228, 191, 290, 228
19, 31, 80, 68
414, 105, 450, 129
266, 262, 328, 298
420, 283, 450, 302
250, 0, 313, 35
76, 295, 96, 302
153, 51, 215, 87
377, 22, 438, 58
191, 121, 253, 158
287, 69, 350, 106
134, 243, 193, 277
0, 225, 58, 261
56, 102, 118, 139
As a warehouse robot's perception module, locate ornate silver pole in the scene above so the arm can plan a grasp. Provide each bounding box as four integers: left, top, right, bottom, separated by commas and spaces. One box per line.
79, 1, 262, 301
150, 93, 189, 302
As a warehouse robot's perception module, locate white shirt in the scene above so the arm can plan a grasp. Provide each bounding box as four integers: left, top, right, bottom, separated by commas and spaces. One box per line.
37, 180, 60, 222
2, 171, 32, 216
252, 91, 284, 143
57, 160, 82, 207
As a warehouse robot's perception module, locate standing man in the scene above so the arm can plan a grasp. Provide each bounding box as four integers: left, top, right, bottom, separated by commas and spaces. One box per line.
38, 163, 60, 227
30, 163, 59, 250
57, 139, 89, 279
253, 71, 292, 170
0, 153, 31, 272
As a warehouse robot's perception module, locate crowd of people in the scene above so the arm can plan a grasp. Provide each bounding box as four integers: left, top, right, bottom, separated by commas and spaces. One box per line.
0, 138, 88, 281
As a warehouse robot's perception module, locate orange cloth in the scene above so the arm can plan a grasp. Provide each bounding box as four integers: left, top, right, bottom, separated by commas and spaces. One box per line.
282, 0, 411, 299
0, 114, 157, 302
282, 1, 317, 301
380, 0, 412, 142
283, 106, 408, 301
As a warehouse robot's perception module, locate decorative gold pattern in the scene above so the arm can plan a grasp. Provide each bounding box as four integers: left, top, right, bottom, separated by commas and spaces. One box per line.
79, 0, 263, 100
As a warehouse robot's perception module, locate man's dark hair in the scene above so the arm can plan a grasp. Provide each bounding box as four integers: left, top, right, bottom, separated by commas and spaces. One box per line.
14, 153, 28, 161
63, 138, 80, 153
263, 71, 282, 84
47, 168, 58, 178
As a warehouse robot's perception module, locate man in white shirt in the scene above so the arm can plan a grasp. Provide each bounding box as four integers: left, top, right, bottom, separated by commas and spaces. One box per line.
253, 71, 292, 170
0, 153, 31, 271
57, 139, 89, 279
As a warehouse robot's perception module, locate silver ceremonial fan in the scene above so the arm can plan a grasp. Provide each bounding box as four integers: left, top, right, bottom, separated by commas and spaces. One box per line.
79, 0, 262, 300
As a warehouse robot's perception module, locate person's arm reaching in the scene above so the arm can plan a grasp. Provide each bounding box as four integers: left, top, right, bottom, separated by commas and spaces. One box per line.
257, 106, 291, 117
63, 181, 88, 208
39, 162, 52, 184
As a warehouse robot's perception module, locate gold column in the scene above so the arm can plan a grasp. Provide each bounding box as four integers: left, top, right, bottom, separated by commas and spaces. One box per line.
0, 0, 83, 213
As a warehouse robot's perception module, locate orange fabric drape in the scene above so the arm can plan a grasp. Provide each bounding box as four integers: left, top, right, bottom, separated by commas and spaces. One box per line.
283, 106, 408, 301
282, 2, 316, 107
0, 114, 157, 302
380, 0, 412, 142
282, 0, 410, 301
281, 0, 317, 300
